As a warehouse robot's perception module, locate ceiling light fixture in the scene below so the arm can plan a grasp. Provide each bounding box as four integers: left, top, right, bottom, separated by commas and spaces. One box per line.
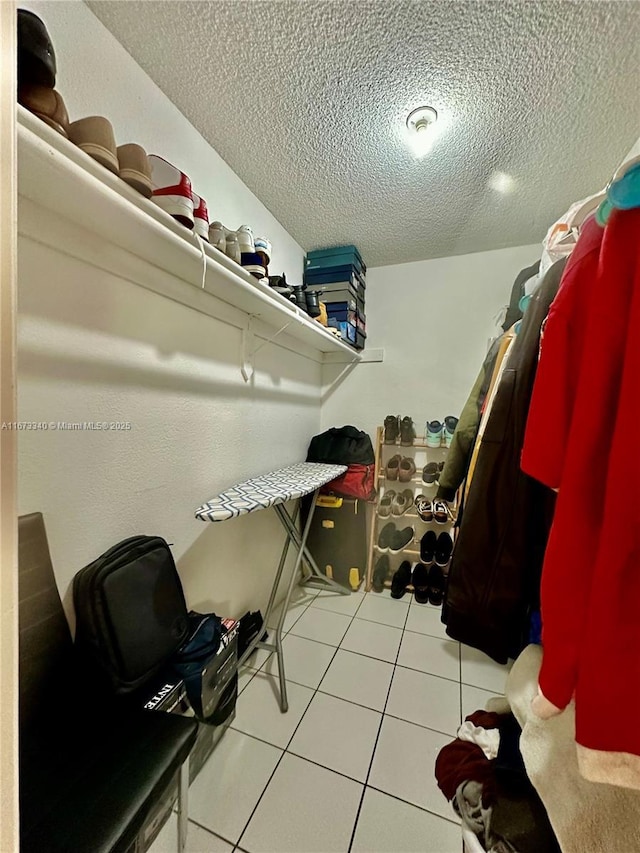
406, 106, 438, 157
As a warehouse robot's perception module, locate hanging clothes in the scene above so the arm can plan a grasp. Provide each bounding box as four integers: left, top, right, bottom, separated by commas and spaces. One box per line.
522, 208, 640, 788
502, 260, 541, 332
442, 259, 566, 664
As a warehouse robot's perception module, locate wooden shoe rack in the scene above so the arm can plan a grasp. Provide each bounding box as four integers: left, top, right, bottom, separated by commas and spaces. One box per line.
365, 426, 458, 593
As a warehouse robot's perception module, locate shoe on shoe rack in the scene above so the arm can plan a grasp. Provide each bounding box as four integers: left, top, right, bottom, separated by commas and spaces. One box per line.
398, 457, 417, 483
400, 416, 416, 446
384, 415, 401, 445
192, 192, 210, 240
412, 562, 430, 604
428, 563, 445, 606
433, 499, 452, 525
377, 522, 396, 552
149, 155, 194, 229
414, 495, 433, 522
241, 252, 267, 279
435, 532, 453, 567
390, 560, 412, 599
236, 225, 255, 254
420, 529, 437, 564
68, 116, 119, 173
389, 526, 414, 555
378, 490, 396, 518
443, 416, 459, 448
372, 555, 390, 592
422, 462, 439, 486
426, 420, 444, 448
18, 9, 56, 88
116, 143, 153, 198
254, 237, 272, 268
391, 489, 415, 517
209, 221, 229, 252
386, 454, 402, 480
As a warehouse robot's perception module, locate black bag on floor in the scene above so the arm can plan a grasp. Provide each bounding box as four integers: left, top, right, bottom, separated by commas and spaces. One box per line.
73, 535, 190, 695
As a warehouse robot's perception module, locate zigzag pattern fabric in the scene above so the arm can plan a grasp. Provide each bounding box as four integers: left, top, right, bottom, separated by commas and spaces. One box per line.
195, 462, 347, 522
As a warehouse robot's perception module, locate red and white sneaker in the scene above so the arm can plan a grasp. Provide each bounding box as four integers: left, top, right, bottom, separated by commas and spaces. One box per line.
149, 155, 194, 229
192, 192, 209, 241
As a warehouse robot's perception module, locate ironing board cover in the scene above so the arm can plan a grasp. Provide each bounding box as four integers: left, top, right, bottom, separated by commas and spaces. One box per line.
195, 462, 347, 522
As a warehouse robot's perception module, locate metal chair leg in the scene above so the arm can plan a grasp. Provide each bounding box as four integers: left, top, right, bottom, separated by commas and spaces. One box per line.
177, 758, 189, 853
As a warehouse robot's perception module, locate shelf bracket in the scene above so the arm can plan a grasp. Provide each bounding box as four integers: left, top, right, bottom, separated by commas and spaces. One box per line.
241, 317, 256, 383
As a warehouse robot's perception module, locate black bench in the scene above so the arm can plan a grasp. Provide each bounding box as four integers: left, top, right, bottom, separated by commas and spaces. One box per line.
18, 513, 198, 853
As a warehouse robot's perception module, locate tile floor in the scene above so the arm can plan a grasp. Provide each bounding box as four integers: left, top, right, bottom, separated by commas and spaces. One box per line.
150, 585, 511, 853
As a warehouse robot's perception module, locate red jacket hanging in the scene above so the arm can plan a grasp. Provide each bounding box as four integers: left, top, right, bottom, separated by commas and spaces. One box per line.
522, 208, 640, 788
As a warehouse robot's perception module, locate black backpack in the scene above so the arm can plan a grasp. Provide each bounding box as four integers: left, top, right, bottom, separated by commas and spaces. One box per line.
306, 425, 374, 465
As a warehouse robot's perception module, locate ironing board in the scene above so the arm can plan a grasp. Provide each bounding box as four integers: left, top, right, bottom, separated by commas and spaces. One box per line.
195, 462, 348, 712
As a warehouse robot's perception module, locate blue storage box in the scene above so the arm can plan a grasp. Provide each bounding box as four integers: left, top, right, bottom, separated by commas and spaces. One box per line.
303, 266, 365, 290
327, 318, 357, 344
305, 248, 366, 277
326, 305, 356, 324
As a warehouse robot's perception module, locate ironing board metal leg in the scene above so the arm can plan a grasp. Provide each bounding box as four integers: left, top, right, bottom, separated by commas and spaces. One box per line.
177, 758, 189, 852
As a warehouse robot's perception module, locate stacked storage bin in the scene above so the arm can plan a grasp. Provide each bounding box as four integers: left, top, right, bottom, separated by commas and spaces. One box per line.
304, 244, 366, 350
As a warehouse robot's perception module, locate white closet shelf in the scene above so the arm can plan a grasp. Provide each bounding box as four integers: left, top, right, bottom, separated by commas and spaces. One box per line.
17, 107, 362, 363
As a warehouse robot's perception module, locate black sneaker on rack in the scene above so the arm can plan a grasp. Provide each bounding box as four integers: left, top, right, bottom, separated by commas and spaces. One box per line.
420, 529, 437, 563
372, 555, 390, 592
435, 532, 453, 566
390, 560, 412, 599
400, 416, 416, 446
384, 415, 400, 444
389, 526, 414, 555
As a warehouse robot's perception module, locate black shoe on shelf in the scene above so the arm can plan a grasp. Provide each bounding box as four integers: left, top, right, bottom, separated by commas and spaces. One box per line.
400, 416, 416, 446
411, 562, 430, 604
422, 462, 439, 485
420, 529, 437, 564
428, 563, 445, 606
390, 560, 412, 599
384, 415, 400, 444
377, 522, 396, 553
435, 532, 453, 566
389, 526, 414, 555
372, 555, 390, 592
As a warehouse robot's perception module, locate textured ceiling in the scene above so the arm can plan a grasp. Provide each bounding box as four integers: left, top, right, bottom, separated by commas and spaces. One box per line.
88, 0, 640, 267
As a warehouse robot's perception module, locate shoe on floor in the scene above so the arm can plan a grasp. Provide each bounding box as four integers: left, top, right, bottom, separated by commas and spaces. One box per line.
390, 560, 412, 599
435, 532, 453, 566
414, 495, 433, 522
116, 143, 152, 198
433, 499, 452, 525
385, 454, 402, 480
384, 415, 400, 444
428, 563, 445, 606
372, 555, 390, 592
377, 522, 396, 552
192, 192, 210, 240
398, 457, 417, 483
443, 416, 459, 448
420, 529, 437, 564
378, 489, 396, 518
18, 84, 69, 137
422, 462, 439, 485
18, 9, 57, 88
400, 416, 416, 446
391, 489, 414, 516
389, 526, 414, 555
412, 562, 430, 604
149, 154, 194, 229
426, 420, 443, 448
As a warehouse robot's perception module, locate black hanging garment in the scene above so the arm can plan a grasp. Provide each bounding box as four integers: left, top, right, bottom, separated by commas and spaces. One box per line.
502, 260, 541, 332
443, 259, 566, 663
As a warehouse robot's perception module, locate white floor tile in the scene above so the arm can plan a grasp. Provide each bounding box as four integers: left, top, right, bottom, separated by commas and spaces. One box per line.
340, 618, 403, 664
261, 633, 336, 689
266, 593, 311, 634
240, 753, 363, 853
311, 589, 365, 617
372, 587, 412, 604
404, 603, 450, 640
460, 644, 511, 693
352, 787, 462, 853
461, 684, 502, 719
189, 728, 282, 844
231, 672, 314, 748
369, 715, 458, 821
356, 594, 410, 629
386, 666, 460, 735
319, 649, 394, 712
397, 630, 460, 681
238, 664, 257, 695
149, 816, 233, 852
289, 607, 352, 646
288, 691, 381, 782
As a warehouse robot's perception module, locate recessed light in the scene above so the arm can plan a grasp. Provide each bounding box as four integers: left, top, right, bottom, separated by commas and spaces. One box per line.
488, 171, 516, 194
406, 106, 438, 157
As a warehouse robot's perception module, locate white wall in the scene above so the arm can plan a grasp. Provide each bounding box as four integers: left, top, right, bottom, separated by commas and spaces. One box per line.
322, 244, 540, 440
18, 0, 319, 625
